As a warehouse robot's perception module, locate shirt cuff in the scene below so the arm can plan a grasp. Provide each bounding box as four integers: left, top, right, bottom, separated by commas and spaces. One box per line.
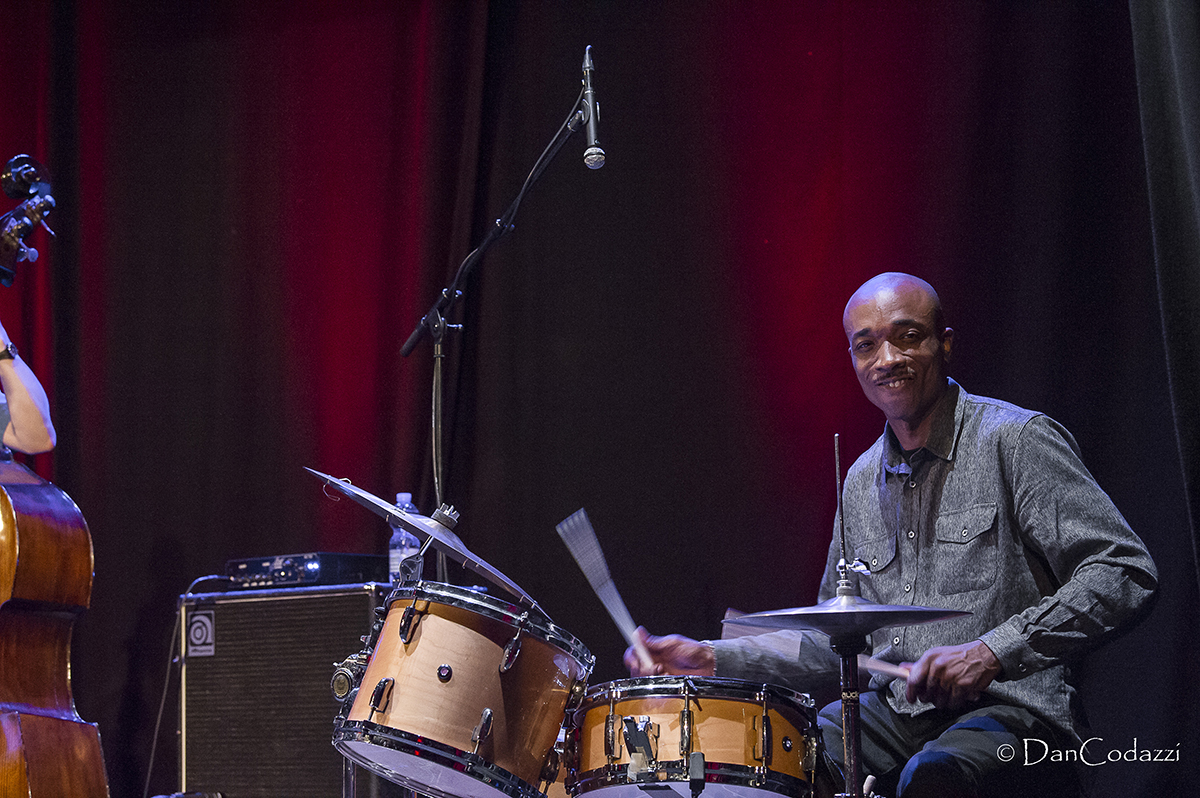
978, 625, 1033, 681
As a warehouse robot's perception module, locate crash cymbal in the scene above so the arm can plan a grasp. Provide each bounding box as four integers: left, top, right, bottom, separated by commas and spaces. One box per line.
723, 593, 969, 638
304, 467, 538, 609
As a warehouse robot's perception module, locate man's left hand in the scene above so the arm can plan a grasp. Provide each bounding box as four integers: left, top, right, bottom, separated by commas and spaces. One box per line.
903, 640, 1001, 710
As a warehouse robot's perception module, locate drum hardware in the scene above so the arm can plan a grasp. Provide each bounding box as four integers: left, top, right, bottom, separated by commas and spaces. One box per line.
397, 597, 429, 644
331, 649, 370, 701
473, 707, 495, 752
603, 713, 620, 760
437, 664, 453, 682
538, 736, 564, 790
560, 723, 583, 795
332, 608, 389, 702
680, 706, 694, 759
431, 504, 460, 528
621, 716, 659, 780
748, 724, 767, 786
500, 612, 530, 673
752, 687, 772, 766
801, 727, 819, 774
687, 752, 706, 798
368, 677, 395, 721
679, 677, 697, 760
567, 678, 587, 712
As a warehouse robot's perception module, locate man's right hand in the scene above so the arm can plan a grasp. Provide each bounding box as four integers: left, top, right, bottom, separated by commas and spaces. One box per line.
623, 626, 716, 676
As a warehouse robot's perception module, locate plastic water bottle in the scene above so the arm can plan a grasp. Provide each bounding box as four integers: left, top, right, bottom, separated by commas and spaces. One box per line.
389, 492, 423, 585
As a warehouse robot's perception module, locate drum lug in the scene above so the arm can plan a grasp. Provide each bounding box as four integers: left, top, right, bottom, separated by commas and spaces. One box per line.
565, 678, 586, 714
397, 599, 427, 644
367, 676, 394, 721
749, 696, 771, 765
747, 687, 771, 786
802, 724, 820, 775
500, 613, 529, 673
680, 708, 694, 758
538, 736, 562, 788
472, 707, 494, 753
680, 677, 695, 757
604, 712, 623, 760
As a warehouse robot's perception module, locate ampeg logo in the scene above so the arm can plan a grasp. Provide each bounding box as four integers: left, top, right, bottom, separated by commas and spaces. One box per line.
187, 610, 216, 657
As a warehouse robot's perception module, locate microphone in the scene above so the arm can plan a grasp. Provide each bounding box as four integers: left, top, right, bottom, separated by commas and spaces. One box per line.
581, 45, 605, 169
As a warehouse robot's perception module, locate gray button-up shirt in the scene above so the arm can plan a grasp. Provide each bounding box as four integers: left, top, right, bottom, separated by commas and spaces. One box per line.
712, 380, 1157, 742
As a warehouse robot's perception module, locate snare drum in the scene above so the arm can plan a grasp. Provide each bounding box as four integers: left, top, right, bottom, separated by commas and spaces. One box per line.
334, 582, 594, 798
568, 677, 818, 798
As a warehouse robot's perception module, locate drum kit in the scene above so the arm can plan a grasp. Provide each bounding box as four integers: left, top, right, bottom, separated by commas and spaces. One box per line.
307, 468, 969, 798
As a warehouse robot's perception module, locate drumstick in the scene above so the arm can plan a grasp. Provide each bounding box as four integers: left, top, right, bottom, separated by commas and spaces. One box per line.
556, 508, 654, 672
858, 654, 911, 680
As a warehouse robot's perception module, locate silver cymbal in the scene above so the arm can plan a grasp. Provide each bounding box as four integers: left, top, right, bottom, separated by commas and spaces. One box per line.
304, 467, 538, 610
723, 593, 969, 638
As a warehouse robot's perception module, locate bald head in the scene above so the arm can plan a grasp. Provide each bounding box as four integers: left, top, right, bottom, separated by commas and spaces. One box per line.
843, 273, 944, 337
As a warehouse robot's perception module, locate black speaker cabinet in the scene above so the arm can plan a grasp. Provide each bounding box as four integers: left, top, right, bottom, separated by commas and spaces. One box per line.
179, 583, 404, 798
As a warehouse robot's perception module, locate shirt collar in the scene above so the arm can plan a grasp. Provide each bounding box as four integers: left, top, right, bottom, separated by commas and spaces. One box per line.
882, 379, 963, 467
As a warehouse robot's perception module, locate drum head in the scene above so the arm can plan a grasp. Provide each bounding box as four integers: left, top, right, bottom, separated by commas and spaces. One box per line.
337, 722, 544, 798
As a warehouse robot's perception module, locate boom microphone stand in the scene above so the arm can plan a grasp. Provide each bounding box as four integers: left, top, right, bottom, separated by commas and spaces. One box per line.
399, 47, 603, 581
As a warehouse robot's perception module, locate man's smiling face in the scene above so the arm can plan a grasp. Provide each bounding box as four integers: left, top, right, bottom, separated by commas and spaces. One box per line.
843, 275, 953, 439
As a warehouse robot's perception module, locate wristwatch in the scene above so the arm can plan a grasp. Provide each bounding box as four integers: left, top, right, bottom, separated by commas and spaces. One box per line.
0, 342, 17, 361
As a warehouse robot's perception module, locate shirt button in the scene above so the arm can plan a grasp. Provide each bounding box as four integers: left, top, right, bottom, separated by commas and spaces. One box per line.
961, 528, 969, 537
904, 583, 912, 592
907, 530, 915, 539
892, 636, 900, 645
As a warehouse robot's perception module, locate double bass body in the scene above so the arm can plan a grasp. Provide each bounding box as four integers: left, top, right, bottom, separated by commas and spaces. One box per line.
0, 456, 109, 797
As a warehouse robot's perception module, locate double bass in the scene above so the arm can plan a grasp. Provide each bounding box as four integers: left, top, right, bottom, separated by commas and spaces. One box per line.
0, 155, 109, 796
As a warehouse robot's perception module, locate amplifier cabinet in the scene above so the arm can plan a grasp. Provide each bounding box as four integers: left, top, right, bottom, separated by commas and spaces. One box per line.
179, 582, 403, 798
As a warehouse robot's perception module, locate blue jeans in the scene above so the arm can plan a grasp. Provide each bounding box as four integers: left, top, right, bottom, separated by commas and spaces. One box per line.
817, 692, 1081, 798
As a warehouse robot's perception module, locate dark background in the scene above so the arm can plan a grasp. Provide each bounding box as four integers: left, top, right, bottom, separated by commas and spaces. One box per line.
1, 1, 1196, 796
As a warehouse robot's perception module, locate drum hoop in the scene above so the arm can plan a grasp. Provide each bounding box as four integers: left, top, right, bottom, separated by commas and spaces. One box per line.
573, 761, 812, 797
387, 581, 595, 669
334, 719, 544, 798
579, 676, 814, 710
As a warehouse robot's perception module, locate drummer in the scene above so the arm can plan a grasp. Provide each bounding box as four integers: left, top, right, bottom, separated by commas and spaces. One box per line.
626, 273, 1156, 798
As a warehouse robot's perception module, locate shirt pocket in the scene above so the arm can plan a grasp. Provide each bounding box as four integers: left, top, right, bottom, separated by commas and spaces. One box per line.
854, 533, 898, 574
933, 503, 999, 595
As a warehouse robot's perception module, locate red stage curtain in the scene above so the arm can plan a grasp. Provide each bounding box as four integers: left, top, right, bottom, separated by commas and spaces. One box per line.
0, 0, 57, 479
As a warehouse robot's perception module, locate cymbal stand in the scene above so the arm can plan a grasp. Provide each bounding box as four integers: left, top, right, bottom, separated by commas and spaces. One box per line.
830, 579, 867, 798
832, 434, 867, 798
